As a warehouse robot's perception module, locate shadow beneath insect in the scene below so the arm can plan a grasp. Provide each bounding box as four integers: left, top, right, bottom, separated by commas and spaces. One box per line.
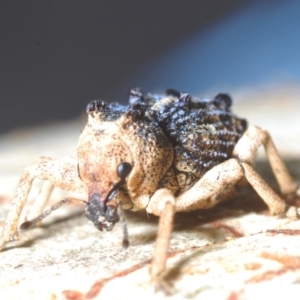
156, 243, 226, 295
170, 243, 223, 274
2, 209, 85, 251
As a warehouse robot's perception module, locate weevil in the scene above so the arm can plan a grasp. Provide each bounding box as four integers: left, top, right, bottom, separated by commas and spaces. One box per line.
1, 88, 299, 283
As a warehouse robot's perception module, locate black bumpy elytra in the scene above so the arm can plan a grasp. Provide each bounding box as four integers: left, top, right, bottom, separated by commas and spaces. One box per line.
85, 88, 247, 203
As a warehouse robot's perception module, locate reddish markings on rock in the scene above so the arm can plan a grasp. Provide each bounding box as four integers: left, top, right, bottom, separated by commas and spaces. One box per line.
260, 252, 300, 268
62, 290, 84, 300
84, 259, 151, 298
266, 229, 300, 236
211, 221, 244, 238
226, 290, 245, 300
85, 281, 107, 299
82, 246, 200, 298
0, 194, 11, 204
247, 268, 291, 283
247, 252, 300, 283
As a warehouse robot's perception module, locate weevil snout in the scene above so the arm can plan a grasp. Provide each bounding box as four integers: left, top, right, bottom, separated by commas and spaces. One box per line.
85, 162, 133, 231
85, 193, 120, 231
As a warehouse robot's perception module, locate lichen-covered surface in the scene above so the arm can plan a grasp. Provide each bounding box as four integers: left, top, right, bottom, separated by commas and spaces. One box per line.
0, 85, 300, 299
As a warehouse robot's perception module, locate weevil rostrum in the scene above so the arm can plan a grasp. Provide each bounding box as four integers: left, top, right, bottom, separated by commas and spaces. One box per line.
1, 88, 299, 282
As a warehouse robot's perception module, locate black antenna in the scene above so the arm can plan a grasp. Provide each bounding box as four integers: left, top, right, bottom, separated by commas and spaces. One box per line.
117, 201, 129, 249
20, 198, 87, 230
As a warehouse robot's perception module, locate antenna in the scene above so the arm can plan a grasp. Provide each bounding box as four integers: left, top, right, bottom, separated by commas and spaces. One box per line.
20, 198, 87, 230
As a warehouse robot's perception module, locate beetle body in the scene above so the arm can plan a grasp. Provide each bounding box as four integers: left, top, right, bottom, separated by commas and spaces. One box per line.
79, 88, 247, 231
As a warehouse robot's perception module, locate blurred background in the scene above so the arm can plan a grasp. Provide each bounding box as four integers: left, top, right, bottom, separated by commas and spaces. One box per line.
1, 0, 300, 133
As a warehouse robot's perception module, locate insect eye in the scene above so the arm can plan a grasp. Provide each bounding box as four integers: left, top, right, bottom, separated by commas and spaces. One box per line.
117, 162, 132, 181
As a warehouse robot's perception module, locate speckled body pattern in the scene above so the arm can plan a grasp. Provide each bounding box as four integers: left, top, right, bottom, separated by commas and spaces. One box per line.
102, 88, 247, 195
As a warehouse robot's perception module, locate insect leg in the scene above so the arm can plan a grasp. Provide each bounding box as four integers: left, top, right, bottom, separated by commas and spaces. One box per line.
0, 156, 86, 251
26, 180, 54, 223
174, 159, 244, 212
233, 125, 298, 195
241, 162, 300, 219
147, 188, 175, 285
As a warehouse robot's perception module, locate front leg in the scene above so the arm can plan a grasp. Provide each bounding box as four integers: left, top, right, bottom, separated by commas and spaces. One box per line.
0, 156, 86, 250
147, 188, 175, 284
26, 180, 54, 222
26, 157, 78, 221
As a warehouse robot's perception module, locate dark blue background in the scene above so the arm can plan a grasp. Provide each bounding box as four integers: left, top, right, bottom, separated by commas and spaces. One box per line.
126, 0, 300, 96
1, 1, 299, 133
